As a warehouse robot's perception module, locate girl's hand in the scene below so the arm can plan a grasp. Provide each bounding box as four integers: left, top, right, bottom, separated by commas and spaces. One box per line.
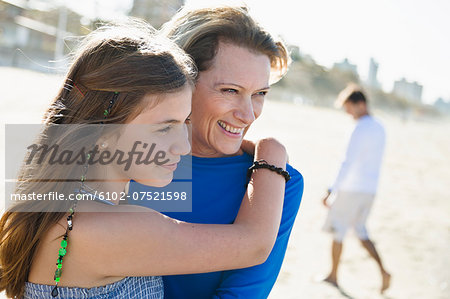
254, 137, 288, 167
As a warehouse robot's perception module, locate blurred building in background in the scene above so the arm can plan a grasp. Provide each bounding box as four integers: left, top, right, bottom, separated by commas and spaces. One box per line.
393, 78, 423, 103
333, 58, 359, 78
366, 57, 380, 89
129, 0, 184, 29
0, 0, 185, 72
433, 97, 450, 113
0, 0, 87, 72
287, 44, 301, 62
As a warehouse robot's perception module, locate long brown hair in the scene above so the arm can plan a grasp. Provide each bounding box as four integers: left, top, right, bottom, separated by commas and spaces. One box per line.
0, 19, 195, 298
160, 5, 290, 83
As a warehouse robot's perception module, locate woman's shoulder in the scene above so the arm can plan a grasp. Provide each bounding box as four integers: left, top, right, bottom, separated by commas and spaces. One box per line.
286, 163, 303, 185
284, 163, 304, 204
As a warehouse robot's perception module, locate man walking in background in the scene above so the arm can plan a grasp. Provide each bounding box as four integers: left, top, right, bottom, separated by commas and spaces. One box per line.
321, 84, 391, 293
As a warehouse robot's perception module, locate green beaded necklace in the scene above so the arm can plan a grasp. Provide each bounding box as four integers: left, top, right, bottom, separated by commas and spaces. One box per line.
50, 90, 119, 297
51, 203, 76, 297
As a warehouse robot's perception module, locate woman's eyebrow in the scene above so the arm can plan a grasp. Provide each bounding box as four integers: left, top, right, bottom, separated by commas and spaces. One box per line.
257, 86, 271, 91
215, 82, 270, 91
215, 82, 245, 89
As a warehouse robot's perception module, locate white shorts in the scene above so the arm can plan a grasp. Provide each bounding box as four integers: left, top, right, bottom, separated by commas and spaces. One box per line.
322, 191, 375, 242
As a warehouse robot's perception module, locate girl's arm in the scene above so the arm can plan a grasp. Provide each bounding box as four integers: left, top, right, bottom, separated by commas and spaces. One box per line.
69, 138, 287, 277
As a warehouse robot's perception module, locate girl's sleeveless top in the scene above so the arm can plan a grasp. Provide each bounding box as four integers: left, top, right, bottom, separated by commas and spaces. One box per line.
23, 276, 163, 298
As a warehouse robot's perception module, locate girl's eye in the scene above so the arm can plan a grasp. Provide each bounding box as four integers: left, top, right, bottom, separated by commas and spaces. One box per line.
158, 126, 171, 133
185, 117, 191, 124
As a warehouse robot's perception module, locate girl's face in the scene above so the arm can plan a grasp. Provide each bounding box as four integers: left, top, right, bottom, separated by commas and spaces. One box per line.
107, 84, 192, 187
190, 42, 271, 157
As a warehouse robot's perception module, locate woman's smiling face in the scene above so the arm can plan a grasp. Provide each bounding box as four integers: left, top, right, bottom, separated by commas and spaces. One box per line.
190, 41, 271, 157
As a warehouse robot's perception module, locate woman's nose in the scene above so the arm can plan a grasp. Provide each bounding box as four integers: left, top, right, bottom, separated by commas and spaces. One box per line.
233, 96, 255, 125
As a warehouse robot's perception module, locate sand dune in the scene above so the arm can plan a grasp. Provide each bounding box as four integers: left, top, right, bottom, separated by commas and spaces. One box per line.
1, 67, 449, 298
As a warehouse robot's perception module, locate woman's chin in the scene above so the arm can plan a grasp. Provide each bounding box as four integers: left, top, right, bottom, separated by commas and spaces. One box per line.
223, 139, 245, 154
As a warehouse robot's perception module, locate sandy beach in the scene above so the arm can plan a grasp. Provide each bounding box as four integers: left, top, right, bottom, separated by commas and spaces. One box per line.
1, 67, 449, 299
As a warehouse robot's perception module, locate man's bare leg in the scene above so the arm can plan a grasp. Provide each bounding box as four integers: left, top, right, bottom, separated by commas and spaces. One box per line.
360, 239, 391, 293
324, 240, 343, 287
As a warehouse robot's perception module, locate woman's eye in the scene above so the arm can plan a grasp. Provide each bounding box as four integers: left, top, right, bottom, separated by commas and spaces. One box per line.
185, 117, 191, 124
254, 91, 268, 96
221, 88, 238, 94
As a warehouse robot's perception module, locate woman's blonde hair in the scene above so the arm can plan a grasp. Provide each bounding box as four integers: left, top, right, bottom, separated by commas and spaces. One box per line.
161, 5, 290, 83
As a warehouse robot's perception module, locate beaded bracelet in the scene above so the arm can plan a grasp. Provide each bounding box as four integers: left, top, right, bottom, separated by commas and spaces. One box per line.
247, 160, 291, 182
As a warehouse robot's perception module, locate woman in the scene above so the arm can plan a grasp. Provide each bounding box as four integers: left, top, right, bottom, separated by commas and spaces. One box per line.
0, 20, 288, 298
149, 5, 305, 298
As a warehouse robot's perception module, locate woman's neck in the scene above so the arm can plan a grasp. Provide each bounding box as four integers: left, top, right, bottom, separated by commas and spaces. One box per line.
192, 147, 244, 158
